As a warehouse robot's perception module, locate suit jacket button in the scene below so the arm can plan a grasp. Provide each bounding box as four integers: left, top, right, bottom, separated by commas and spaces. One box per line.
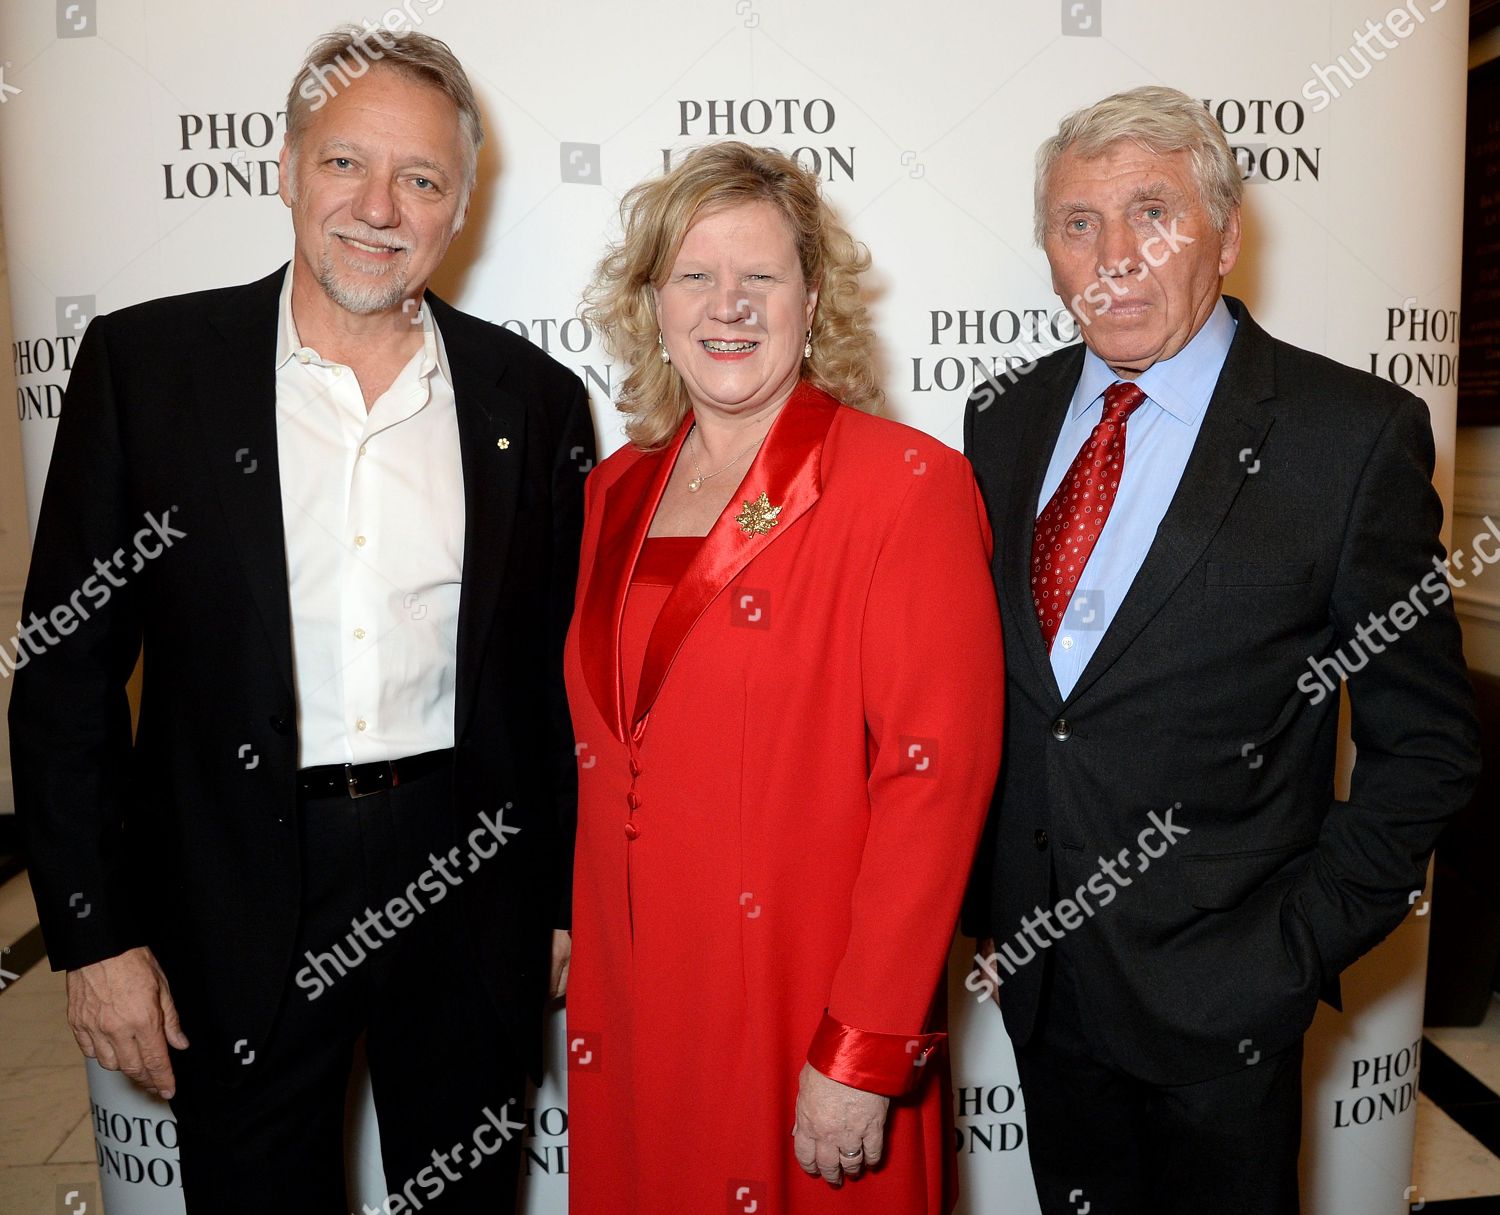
1051, 718, 1071, 741
269, 715, 292, 735
1034, 829, 1049, 850
624, 821, 640, 840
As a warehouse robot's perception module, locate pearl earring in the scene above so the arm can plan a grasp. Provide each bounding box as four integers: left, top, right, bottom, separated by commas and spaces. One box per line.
803, 328, 812, 359
658, 333, 670, 364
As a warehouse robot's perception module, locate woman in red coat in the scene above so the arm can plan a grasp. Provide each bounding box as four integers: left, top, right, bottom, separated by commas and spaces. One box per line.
564, 141, 1004, 1213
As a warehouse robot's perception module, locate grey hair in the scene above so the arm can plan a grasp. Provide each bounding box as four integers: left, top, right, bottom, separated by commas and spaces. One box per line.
1033, 85, 1242, 244
285, 25, 483, 203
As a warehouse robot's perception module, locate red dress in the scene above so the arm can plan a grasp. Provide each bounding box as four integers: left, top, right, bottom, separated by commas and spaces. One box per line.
564, 383, 1005, 1213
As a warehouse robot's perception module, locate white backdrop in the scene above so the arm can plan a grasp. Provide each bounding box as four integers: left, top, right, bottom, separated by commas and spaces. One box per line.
0, 0, 1469, 1211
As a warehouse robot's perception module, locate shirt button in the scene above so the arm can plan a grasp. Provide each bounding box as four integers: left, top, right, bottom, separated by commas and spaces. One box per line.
355, 535, 367, 548
627, 791, 642, 810
354, 628, 366, 640
624, 821, 640, 840
332, 367, 343, 377
356, 718, 368, 732
629, 758, 641, 777
358, 445, 368, 457
1034, 829, 1050, 851
1051, 718, 1072, 741
1060, 636, 1074, 650
296, 351, 312, 364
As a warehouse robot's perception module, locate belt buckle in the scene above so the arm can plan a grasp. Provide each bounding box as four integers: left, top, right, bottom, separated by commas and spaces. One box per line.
344, 763, 389, 800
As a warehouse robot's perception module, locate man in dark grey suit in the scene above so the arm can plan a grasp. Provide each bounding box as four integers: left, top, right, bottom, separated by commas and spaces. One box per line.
962, 84, 1479, 1215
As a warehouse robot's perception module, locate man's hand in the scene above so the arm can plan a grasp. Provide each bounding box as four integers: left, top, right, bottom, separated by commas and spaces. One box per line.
549, 929, 571, 1000
66, 946, 188, 1100
792, 1062, 889, 1186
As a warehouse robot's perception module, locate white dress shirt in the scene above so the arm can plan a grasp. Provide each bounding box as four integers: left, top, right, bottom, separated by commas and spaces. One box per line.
273, 264, 466, 767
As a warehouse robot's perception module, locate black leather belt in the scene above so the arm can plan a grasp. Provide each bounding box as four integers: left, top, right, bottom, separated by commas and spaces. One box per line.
296, 748, 454, 800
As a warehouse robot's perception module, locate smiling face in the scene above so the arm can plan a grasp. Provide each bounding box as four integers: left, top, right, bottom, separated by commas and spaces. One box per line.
653, 200, 818, 422
279, 65, 468, 317
1042, 141, 1240, 378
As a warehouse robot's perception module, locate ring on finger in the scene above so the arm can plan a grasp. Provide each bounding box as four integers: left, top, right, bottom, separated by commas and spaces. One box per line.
839, 1148, 863, 1159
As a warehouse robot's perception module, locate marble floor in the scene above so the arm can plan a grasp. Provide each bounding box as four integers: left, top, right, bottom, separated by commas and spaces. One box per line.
1417, 1009, 1500, 1210
0, 872, 98, 1213
2, 865, 1499, 1212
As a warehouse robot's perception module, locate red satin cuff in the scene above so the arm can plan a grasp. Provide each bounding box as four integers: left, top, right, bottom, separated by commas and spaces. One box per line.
805, 1011, 945, 1097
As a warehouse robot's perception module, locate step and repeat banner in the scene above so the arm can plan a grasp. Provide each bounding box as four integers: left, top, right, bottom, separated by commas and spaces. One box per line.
0, 0, 1468, 1212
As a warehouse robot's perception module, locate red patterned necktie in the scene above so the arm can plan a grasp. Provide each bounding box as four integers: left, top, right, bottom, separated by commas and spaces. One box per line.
1031, 381, 1148, 650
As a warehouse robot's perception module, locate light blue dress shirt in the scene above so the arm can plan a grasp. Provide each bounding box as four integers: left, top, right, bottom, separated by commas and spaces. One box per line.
1039, 298, 1237, 697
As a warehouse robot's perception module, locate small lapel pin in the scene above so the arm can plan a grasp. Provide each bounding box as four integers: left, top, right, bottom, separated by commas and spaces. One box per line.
736, 491, 782, 536
497, 437, 510, 450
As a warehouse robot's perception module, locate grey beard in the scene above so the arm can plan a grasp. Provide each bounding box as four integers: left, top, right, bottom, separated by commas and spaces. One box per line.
316, 249, 409, 315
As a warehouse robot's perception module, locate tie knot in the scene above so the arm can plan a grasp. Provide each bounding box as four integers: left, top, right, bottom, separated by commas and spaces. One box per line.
1101, 381, 1147, 425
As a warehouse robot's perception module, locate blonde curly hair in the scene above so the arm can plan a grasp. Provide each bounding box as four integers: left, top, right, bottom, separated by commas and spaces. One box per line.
582, 141, 883, 451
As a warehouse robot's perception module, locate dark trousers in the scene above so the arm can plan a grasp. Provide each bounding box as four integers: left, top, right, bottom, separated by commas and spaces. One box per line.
1014, 937, 1303, 1215
169, 767, 526, 1213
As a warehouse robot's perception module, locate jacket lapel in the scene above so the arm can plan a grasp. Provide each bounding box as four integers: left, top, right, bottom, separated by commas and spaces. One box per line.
634, 383, 837, 729
578, 430, 684, 743
577, 381, 838, 742
199, 267, 295, 700
1064, 297, 1276, 706
196, 274, 522, 741
1003, 350, 1082, 707
429, 294, 526, 744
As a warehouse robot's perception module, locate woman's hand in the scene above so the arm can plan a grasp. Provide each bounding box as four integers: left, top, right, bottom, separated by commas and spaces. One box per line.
792, 1062, 890, 1186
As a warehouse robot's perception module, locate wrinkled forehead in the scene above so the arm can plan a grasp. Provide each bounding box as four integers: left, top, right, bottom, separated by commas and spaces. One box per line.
1047, 141, 1199, 206
296, 66, 465, 160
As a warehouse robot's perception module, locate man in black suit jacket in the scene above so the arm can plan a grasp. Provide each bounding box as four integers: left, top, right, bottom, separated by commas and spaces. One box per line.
8, 28, 593, 1212
962, 85, 1478, 1215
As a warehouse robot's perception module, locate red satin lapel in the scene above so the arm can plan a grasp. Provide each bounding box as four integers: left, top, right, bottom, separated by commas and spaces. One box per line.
579, 419, 692, 741
632, 382, 840, 729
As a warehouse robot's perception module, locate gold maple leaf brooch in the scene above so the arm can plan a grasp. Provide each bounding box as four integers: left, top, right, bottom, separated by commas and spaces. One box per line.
735, 491, 782, 536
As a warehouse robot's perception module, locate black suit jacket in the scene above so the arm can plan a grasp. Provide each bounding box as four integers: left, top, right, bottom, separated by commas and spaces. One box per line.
962, 296, 1479, 1085
8, 265, 595, 1083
